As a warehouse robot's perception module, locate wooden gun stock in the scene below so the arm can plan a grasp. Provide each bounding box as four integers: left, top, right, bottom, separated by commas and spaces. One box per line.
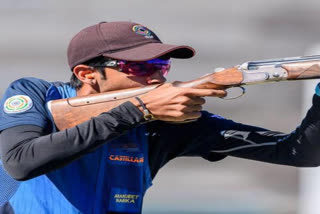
48, 55, 320, 130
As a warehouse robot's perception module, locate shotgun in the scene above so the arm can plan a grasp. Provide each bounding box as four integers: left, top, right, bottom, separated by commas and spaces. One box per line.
48, 55, 320, 130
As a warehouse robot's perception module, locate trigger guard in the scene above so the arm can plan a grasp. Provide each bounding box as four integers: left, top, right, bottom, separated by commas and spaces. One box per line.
220, 86, 246, 100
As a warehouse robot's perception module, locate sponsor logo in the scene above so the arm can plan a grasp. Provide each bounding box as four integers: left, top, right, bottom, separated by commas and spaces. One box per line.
4, 95, 33, 114
109, 155, 144, 163
132, 25, 154, 39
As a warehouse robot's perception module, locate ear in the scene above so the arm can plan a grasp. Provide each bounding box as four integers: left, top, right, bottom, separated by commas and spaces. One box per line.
72, 65, 98, 85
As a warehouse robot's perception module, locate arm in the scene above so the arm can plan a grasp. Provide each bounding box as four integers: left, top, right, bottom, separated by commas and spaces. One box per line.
210, 94, 320, 167
146, 91, 320, 174
0, 78, 225, 180
0, 102, 144, 181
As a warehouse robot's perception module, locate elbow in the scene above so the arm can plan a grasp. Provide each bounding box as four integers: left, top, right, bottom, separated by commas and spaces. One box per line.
289, 141, 320, 167
2, 158, 34, 181
294, 154, 320, 168
12, 174, 32, 182
296, 162, 320, 168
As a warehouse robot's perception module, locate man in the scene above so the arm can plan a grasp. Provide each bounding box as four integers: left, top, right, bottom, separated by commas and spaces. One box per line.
0, 21, 320, 214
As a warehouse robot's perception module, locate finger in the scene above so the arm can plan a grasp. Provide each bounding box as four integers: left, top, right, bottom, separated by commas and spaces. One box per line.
183, 104, 203, 113
185, 97, 206, 105
182, 111, 202, 120
193, 89, 227, 98
207, 89, 227, 98
196, 82, 229, 90
160, 111, 202, 122
184, 88, 227, 98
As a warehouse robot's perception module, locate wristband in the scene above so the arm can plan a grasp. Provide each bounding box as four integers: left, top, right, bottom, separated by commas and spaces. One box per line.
135, 97, 155, 121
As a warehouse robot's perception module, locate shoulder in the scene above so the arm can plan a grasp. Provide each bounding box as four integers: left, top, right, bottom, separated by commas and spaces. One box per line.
199, 111, 236, 130
7, 77, 52, 92
146, 111, 237, 136
4, 77, 58, 102
200, 111, 267, 132
0, 78, 57, 131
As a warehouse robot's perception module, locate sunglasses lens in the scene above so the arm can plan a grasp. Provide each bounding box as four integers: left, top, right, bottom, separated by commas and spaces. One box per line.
118, 59, 171, 76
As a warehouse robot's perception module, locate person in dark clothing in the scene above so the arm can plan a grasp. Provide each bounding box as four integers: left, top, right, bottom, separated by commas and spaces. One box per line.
1, 21, 320, 214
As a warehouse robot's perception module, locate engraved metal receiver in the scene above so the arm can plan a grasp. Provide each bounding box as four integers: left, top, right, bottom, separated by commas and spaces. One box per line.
219, 55, 320, 99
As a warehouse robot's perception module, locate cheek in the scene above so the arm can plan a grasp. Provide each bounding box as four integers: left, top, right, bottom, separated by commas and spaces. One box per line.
125, 76, 148, 86
102, 69, 150, 91
104, 75, 147, 91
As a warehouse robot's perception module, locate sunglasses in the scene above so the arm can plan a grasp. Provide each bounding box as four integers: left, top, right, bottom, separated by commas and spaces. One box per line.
91, 58, 171, 76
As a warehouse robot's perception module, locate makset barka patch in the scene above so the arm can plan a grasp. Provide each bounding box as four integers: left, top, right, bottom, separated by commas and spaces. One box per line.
4, 95, 33, 114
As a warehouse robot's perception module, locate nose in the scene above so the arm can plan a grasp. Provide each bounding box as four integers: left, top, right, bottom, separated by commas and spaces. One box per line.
146, 71, 167, 85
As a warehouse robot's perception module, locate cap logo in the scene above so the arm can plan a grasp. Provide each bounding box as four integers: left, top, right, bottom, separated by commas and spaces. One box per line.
132, 25, 154, 39
4, 95, 33, 114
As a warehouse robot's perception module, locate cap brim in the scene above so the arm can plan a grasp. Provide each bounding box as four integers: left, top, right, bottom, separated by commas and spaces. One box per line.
102, 43, 195, 61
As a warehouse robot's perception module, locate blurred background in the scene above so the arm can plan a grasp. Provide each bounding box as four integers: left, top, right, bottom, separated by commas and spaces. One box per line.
1, 0, 320, 213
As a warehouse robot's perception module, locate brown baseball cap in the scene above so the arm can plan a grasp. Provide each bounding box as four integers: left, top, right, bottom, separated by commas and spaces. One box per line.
67, 21, 195, 69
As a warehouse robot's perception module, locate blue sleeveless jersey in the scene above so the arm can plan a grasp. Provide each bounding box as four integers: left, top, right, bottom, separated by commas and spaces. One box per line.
0, 78, 152, 213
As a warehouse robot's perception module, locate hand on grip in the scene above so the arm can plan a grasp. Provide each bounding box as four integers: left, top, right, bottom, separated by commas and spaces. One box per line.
132, 83, 227, 122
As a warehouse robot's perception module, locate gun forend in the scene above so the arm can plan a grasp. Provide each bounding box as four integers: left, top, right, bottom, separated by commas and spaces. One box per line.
239, 55, 320, 85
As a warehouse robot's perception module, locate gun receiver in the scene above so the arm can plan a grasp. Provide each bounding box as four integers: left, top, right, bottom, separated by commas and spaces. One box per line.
239, 55, 320, 84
